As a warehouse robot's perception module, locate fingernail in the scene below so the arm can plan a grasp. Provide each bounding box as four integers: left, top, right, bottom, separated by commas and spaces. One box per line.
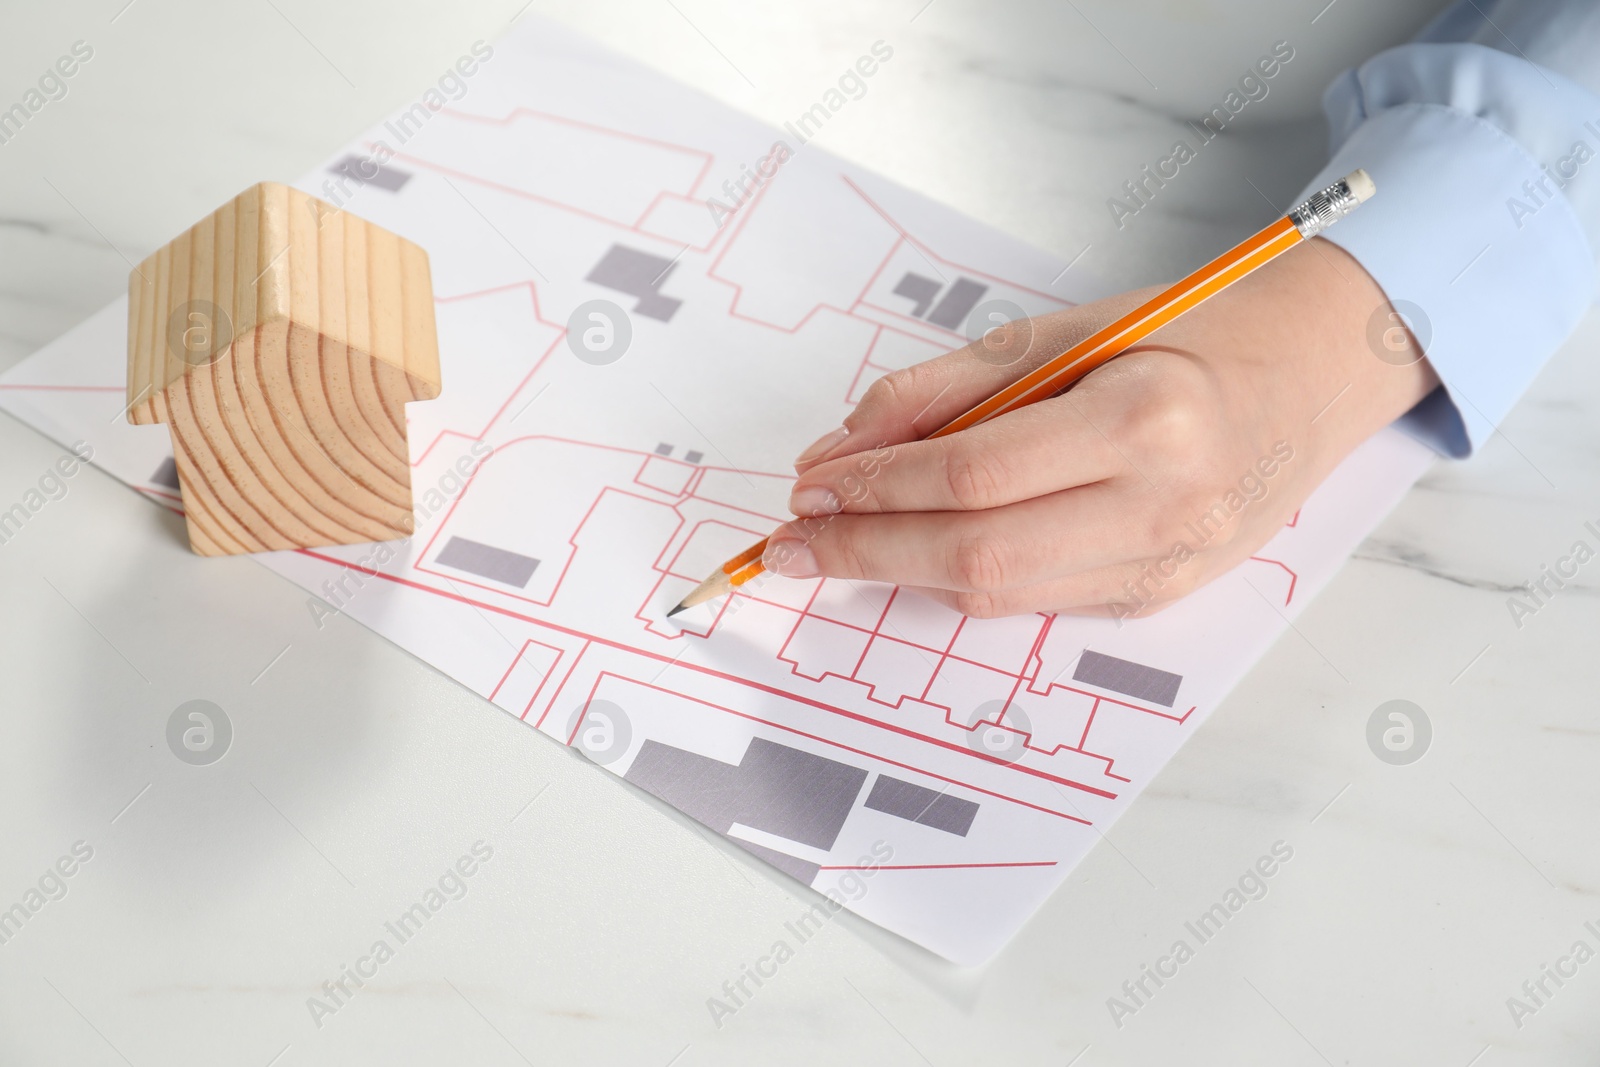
794, 425, 849, 468
789, 485, 842, 517
763, 534, 820, 578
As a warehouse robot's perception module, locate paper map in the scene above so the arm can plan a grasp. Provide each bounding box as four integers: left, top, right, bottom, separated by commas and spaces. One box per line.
0, 17, 1435, 963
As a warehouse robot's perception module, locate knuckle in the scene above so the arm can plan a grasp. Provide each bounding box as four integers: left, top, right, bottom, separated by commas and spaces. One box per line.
1131, 509, 1178, 559
1204, 514, 1243, 548
952, 590, 1002, 619
1165, 567, 1202, 597
951, 532, 1009, 591
1160, 566, 1197, 600
855, 365, 922, 425
1123, 390, 1205, 447
822, 523, 871, 580
943, 444, 1007, 511
856, 374, 897, 415
1180, 486, 1242, 548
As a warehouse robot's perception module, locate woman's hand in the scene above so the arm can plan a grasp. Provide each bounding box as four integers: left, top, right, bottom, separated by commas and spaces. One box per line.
761, 238, 1439, 619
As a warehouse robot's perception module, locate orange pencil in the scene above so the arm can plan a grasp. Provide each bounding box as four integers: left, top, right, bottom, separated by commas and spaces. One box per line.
669, 169, 1376, 617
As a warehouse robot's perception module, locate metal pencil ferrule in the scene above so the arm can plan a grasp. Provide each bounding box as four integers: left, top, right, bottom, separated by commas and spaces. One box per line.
1289, 177, 1363, 238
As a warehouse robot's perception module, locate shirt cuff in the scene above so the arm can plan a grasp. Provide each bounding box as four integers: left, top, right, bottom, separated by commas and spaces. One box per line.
1292, 51, 1598, 457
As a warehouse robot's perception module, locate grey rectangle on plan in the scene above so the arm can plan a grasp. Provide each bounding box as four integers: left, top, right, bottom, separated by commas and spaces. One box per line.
925, 277, 988, 330
864, 775, 978, 837
893, 272, 940, 317
1073, 649, 1182, 707
434, 536, 539, 588
737, 739, 868, 849
625, 737, 866, 852
328, 155, 412, 192
625, 742, 738, 821
586, 245, 683, 322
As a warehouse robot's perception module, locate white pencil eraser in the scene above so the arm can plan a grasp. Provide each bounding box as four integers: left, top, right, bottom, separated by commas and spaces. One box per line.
1344, 168, 1376, 203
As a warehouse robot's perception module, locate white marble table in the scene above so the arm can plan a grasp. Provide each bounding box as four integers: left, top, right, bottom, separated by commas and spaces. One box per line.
2, 1, 1597, 1064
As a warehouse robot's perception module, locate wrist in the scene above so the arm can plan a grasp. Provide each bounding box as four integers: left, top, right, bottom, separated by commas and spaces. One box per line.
1288, 238, 1439, 462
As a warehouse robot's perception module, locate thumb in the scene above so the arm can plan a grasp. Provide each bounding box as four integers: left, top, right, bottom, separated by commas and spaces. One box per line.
792, 289, 1155, 472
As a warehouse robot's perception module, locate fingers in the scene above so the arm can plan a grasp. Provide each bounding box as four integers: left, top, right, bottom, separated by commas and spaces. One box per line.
787, 393, 1126, 516
792, 350, 1016, 472
763, 483, 1167, 593
793, 291, 1158, 473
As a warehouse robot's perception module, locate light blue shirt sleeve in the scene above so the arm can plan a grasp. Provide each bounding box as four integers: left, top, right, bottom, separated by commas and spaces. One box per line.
1291, 0, 1600, 457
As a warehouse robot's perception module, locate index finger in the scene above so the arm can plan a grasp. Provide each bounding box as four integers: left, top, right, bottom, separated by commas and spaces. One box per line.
789, 393, 1126, 516
793, 288, 1156, 473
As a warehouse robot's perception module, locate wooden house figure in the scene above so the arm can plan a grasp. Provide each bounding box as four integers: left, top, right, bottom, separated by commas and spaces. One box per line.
126, 182, 442, 556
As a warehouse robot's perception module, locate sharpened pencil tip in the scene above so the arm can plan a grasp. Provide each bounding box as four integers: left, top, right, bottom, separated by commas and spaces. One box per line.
672, 568, 737, 616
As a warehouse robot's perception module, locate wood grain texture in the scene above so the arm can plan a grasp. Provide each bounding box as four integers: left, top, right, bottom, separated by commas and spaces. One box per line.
126, 182, 441, 556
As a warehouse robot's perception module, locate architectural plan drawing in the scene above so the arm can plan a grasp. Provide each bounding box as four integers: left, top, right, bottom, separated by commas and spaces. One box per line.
0, 17, 1436, 963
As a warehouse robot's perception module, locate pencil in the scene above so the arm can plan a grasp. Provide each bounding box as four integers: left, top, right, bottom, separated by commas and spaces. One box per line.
669, 169, 1376, 618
